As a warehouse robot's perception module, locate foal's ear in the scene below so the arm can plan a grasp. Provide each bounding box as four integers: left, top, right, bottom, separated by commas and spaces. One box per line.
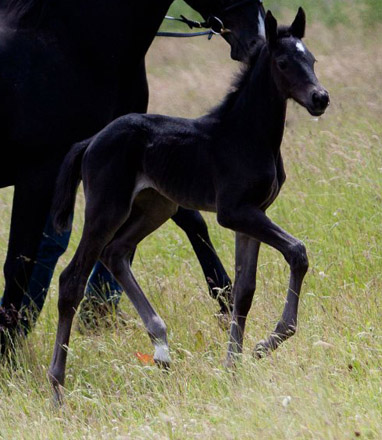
290, 7, 306, 39
265, 10, 277, 49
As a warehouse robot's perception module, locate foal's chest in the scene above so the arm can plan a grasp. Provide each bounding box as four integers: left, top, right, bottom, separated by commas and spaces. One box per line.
229, 152, 285, 211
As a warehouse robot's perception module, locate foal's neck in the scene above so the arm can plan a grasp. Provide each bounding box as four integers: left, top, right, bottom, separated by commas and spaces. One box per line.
215, 45, 287, 155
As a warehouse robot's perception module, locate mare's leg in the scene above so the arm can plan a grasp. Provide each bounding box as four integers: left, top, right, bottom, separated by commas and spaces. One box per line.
101, 190, 177, 366
83, 262, 124, 307
19, 216, 71, 333
225, 233, 260, 368
217, 205, 308, 358
171, 208, 232, 314
0, 159, 68, 349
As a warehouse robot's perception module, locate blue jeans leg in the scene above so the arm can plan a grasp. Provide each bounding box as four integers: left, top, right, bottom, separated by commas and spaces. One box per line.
84, 261, 123, 306
18, 216, 71, 334
0, 214, 125, 335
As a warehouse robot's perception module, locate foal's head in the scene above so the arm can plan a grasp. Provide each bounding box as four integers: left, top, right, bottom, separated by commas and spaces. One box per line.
265, 8, 329, 116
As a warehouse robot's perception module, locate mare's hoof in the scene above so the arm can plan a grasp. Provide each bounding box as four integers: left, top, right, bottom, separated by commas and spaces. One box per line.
0, 306, 20, 357
0, 306, 20, 333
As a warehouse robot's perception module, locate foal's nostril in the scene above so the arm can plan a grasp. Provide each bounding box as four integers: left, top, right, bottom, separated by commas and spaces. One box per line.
322, 91, 330, 107
312, 90, 330, 109
312, 91, 321, 105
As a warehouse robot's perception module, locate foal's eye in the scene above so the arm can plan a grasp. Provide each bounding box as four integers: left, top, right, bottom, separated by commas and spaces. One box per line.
277, 60, 288, 71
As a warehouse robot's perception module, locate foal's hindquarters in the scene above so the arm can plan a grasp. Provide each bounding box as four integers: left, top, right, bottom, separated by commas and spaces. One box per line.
48, 130, 177, 402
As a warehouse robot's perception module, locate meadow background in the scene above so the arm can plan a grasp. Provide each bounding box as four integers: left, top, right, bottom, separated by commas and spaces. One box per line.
1, 1, 382, 438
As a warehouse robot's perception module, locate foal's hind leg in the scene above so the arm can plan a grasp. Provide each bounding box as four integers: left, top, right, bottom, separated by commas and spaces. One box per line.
225, 233, 260, 368
101, 190, 177, 367
48, 227, 112, 403
49, 189, 136, 401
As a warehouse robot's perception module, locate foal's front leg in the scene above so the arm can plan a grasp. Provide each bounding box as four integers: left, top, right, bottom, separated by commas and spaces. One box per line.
225, 233, 260, 368
218, 206, 308, 358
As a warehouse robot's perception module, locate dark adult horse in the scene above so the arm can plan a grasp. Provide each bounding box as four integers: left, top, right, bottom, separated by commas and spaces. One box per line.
0, 0, 266, 350
48, 8, 329, 400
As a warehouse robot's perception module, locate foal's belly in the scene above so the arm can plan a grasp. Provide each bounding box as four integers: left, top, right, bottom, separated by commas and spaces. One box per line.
138, 174, 217, 213
142, 140, 217, 212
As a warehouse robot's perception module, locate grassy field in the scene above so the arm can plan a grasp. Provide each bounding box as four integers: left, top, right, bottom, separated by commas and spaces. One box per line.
1, 5, 382, 440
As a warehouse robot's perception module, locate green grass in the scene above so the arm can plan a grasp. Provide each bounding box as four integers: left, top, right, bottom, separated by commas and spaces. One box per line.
1, 16, 382, 440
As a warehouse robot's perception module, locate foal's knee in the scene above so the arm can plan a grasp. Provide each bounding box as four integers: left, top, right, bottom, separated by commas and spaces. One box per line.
287, 241, 309, 275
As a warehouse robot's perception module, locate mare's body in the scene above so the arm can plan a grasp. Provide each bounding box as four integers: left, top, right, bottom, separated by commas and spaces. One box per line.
49, 8, 329, 400
0, 0, 266, 343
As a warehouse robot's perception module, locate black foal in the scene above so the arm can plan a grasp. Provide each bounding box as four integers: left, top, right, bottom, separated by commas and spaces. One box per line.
49, 8, 329, 399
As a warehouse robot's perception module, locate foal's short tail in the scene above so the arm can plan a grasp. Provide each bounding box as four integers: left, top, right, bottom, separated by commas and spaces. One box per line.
51, 138, 92, 233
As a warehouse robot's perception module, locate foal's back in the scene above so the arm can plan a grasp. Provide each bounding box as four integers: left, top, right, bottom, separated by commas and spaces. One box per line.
82, 112, 219, 212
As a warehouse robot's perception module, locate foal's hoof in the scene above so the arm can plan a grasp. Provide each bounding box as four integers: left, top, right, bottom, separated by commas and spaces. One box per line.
154, 344, 171, 371
223, 357, 236, 371
254, 340, 271, 360
52, 387, 65, 408
215, 312, 231, 331
48, 373, 65, 407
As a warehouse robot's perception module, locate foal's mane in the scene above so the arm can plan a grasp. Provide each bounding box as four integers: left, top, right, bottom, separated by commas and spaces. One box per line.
2, 0, 49, 28
208, 40, 269, 120
208, 25, 295, 122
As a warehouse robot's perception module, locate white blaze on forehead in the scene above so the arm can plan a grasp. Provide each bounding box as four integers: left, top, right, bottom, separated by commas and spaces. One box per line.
258, 10, 265, 38
296, 41, 305, 53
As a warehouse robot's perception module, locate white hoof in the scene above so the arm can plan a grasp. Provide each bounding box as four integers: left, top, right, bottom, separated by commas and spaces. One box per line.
154, 343, 171, 365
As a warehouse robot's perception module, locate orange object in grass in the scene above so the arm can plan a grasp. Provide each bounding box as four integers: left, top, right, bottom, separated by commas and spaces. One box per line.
135, 352, 155, 365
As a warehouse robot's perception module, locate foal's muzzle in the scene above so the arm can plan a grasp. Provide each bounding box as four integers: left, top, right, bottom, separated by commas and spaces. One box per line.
308, 88, 330, 116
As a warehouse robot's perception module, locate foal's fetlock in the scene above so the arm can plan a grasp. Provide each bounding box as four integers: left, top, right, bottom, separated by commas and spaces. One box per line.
254, 340, 272, 359
254, 322, 297, 359
48, 371, 65, 406
254, 337, 281, 359
274, 320, 297, 338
